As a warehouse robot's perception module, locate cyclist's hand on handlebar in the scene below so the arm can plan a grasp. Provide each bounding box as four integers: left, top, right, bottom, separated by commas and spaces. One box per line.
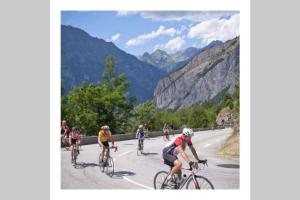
189, 161, 199, 170
198, 159, 208, 166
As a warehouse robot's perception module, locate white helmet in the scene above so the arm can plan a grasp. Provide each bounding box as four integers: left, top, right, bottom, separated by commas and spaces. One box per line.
139, 124, 143, 129
101, 125, 110, 130
182, 128, 194, 137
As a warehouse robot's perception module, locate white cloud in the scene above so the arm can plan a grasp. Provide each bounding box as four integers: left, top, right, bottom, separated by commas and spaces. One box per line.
188, 14, 240, 45
111, 33, 121, 42
126, 26, 176, 46
153, 36, 185, 52
118, 11, 238, 22
176, 25, 187, 35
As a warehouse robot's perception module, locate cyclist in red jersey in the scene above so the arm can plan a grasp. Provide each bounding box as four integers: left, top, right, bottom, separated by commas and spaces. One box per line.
69, 127, 81, 163
61, 120, 70, 139
162, 128, 202, 185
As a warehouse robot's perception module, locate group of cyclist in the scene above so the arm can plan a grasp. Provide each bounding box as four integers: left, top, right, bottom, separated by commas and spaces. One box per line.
61, 120, 205, 187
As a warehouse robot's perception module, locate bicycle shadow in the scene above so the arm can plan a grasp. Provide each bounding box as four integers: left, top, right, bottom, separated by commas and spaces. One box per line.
74, 162, 99, 169
110, 171, 136, 179
141, 152, 158, 156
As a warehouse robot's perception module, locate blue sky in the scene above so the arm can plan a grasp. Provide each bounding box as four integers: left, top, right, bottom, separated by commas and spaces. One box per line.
61, 11, 239, 56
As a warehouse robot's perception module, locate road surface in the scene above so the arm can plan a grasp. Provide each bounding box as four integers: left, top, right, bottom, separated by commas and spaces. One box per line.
61, 128, 239, 189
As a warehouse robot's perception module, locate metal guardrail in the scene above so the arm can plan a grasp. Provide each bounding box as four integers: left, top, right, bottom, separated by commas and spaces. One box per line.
78, 127, 225, 146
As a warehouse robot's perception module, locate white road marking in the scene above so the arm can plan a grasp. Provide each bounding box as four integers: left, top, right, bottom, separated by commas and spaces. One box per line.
204, 143, 212, 148
123, 177, 153, 190
118, 150, 133, 157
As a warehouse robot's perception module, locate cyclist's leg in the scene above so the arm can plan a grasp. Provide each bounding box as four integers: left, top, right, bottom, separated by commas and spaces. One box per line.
71, 144, 74, 161
170, 160, 182, 178
141, 139, 144, 150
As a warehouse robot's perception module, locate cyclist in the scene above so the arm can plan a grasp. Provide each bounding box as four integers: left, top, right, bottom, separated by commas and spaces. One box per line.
163, 123, 170, 140
61, 120, 70, 138
98, 125, 115, 165
162, 128, 202, 185
61, 120, 70, 148
136, 124, 145, 152
69, 127, 81, 163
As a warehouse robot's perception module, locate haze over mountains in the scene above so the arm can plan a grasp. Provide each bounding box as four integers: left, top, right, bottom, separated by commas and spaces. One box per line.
138, 40, 223, 73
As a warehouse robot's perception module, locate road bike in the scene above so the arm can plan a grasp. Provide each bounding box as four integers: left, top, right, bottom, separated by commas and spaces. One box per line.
61, 136, 70, 151
71, 144, 80, 168
137, 139, 144, 156
153, 160, 214, 189
99, 145, 118, 177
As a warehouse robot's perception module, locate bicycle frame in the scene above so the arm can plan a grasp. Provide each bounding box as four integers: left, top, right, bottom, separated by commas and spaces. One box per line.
160, 167, 201, 189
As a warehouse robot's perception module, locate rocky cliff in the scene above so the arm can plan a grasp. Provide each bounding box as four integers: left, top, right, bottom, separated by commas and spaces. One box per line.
154, 37, 239, 110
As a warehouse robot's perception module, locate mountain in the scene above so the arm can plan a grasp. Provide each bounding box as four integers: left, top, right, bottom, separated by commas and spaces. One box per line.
61, 25, 167, 103
154, 37, 240, 110
139, 41, 223, 73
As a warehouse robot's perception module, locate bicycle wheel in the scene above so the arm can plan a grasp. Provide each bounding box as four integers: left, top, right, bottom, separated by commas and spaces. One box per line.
99, 153, 105, 172
73, 150, 78, 168
153, 171, 169, 189
106, 157, 114, 177
186, 175, 214, 189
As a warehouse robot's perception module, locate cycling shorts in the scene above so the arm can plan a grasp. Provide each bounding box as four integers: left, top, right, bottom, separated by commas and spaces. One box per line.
101, 141, 109, 148
162, 147, 178, 167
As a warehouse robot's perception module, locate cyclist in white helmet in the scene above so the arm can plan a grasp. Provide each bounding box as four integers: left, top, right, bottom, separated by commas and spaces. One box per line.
162, 128, 203, 185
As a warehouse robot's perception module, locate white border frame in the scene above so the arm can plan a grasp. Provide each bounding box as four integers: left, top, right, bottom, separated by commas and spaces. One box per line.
50, 0, 250, 199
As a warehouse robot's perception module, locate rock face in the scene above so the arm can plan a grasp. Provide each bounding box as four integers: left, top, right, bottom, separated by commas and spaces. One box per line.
154, 37, 239, 110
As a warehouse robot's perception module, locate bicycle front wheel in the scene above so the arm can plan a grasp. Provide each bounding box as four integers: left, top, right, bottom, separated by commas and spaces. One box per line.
106, 157, 114, 177
186, 175, 214, 189
153, 171, 169, 189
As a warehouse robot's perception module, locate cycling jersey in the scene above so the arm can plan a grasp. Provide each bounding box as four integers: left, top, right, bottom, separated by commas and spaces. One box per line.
164, 135, 192, 156
61, 125, 70, 138
70, 131, 80, 140
99, 130, 112, 142
136, 130, 145, 140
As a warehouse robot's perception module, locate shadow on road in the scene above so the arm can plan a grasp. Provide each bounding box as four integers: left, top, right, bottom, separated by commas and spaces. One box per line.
142, 152, 158, 156
75, 162, 99, 169
123, 144, 134, 146
216, 164, 240, 169
111, 171, 136, 179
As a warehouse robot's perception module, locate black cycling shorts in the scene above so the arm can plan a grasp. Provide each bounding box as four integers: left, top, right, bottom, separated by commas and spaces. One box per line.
71, 138, 77, 145
162, 147, 178, 167
101, 141, 109, 148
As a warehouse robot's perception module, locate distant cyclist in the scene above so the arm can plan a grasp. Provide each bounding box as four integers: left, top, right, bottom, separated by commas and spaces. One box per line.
98, 125, 116, 164
136, 124, 145, 152
69, 127, 81, 163
61, 120, 70, 139
163, 123, 170, 140
162, 128, 203, 186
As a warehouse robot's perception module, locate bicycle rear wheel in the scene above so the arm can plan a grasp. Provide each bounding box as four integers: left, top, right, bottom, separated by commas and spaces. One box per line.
186, 175, 214, 189
106, 157, 114, 177
153, 171, 169, 189
99, 154, 104, 172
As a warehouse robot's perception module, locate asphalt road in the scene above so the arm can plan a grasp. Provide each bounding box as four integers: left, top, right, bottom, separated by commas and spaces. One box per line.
61, 128, 239, 189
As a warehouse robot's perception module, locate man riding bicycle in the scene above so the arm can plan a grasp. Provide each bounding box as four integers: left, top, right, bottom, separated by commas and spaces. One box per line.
69, 127, 81, 163
98, 125, 116, 165
136, 124, 145, 152
163, 123, 170, 140
162, 128, 203, 185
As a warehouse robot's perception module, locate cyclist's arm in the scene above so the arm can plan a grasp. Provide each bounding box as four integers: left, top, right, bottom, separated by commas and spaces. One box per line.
189, 145, 200, 161
109, 135, 115, 146
98, 134, 101, 144
178, 145, 192, 164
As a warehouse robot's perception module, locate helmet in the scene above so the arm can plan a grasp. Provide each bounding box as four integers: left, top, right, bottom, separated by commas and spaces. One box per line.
101, 125, 110, 130
72, 127, 77, 132
62, 120, 66, 124
182, 128, 194, 137
139, 124, 143, 129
